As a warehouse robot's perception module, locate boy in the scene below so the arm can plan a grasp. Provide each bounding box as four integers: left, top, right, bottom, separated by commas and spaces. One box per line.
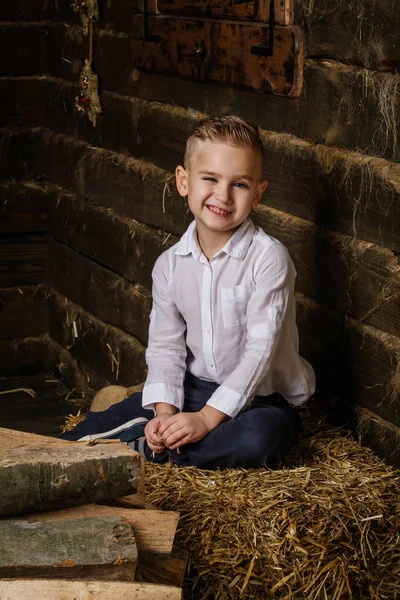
62, 115, 315, 469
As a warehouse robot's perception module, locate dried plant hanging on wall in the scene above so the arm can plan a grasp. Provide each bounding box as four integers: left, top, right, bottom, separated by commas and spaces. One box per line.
75, 59, 102, 127
72, 0, 101, 127
71, 0, 99, 35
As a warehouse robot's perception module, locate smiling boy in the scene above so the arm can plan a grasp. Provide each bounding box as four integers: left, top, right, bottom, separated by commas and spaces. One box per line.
62, 115, 315, 469
141, 115, 315, 468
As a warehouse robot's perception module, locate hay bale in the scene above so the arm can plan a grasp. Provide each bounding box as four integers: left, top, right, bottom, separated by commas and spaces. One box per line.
144, 412, 400, 599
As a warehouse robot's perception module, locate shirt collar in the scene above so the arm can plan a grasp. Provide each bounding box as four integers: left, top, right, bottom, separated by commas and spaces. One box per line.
175, 219, 255, 261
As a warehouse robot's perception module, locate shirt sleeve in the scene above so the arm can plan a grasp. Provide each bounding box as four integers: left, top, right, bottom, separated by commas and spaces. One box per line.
142, 253, 187, 413
206, 243, 295, 418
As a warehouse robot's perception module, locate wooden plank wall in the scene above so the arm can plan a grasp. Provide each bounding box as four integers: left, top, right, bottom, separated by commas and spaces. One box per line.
0, 0, 399, 463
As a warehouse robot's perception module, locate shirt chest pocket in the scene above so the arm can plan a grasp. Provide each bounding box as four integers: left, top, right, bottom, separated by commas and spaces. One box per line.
220, 282, 255, 329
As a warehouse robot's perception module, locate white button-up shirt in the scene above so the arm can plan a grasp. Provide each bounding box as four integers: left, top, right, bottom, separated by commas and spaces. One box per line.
142, 219, 315, 418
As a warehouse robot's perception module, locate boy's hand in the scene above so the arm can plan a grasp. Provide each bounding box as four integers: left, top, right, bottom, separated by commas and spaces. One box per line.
144, 415, 169, 454
158, 410, 219, 450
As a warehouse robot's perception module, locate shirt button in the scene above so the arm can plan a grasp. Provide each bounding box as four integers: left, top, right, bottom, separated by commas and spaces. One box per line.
210, 363, 214, 368
206, 330, 211, 334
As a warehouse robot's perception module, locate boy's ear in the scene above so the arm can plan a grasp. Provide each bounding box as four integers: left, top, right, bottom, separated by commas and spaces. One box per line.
175, 165, 189, 197
252, 179, 269, 208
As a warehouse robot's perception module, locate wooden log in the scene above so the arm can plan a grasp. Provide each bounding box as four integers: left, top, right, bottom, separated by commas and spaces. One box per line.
346, 320, 400, 426
0, 517, 138, 580
0, 285, 48, 339
115, 493, 159, 511
297, 294, 400, 427
350, 405, 400, 467
47, 189, 176, 291
0, 436, 141, 516
0, 234, 47, 286
48, 289, 148, 387
298, 0, 400, 71
0, 335, 53, 377
0, 580, 183, 600
0, 375, 74, 439
44, 334, 95, 399
0, 181, 48, 233
47, 242, 151, 346
138, 546, 189, 588
16, 503, 179, 554
0, 426, 68, 450
253, 205, 400, 338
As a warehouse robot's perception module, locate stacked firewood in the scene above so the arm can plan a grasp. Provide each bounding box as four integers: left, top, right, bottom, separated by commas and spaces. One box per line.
0, 428, 186, 599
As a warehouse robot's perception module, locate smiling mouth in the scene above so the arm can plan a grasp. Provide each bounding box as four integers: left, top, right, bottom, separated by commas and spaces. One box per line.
206, 205, 232, 216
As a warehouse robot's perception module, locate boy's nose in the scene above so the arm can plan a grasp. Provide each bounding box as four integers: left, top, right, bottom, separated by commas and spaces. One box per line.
214, 184, 232, 204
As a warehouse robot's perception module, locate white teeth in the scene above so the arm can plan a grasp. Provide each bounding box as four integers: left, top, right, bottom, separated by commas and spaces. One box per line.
208, 206, 231, 215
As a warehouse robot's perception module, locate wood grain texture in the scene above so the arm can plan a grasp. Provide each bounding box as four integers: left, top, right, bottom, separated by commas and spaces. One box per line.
47, 242, 151, 346
48, 289, 148, 387
4, 81, 399, 252
131, 17, 303, 96
296, 296, 400, 427
0, 437, 141, 516
350, 405, 400, 467
0, 234, 47, 286
138, 546, 189, 588
0, 517, 138, 580
48, 189, 176, 291
0, 580, 183, 600
18, 503, 179, 554
2, 17, 400, 159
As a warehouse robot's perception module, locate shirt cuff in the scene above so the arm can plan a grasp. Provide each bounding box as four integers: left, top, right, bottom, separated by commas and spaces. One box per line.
142, 382, 184, 414
206, 385, 247, 418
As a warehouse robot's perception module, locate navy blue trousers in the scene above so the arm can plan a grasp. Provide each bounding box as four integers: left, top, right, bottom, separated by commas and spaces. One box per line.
61, 373, 300, 469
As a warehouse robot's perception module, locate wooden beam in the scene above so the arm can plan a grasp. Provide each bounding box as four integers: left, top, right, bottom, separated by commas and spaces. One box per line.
0, 335, 53, 378
48, 289, 147, 387
3, 81, 400, 251
0, 436, 141, 516
350, 405, 400, 467
17, 503, 179, 554
0, 234, 47, 286
47, 188, 177, 291
0, 580, 183, 600
0, 285, 48, 339
47, 242, 151, 346
299, 0, 400, 71
0, 181, 48, 234
0, 517, 138, 580
138, 546, 189, 588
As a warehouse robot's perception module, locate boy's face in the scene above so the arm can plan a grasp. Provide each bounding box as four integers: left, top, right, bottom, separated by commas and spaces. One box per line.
176, 140, 268, 242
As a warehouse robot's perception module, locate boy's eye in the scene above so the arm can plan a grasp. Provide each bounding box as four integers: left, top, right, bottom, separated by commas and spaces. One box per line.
202, 177, 216, 182
234, 182, 248, 189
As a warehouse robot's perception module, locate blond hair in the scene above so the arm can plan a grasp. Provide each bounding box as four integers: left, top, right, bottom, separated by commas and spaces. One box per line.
184, 115, 264, 167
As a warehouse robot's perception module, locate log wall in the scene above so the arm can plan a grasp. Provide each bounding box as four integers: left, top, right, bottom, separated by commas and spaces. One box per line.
0, 0, 399, 463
